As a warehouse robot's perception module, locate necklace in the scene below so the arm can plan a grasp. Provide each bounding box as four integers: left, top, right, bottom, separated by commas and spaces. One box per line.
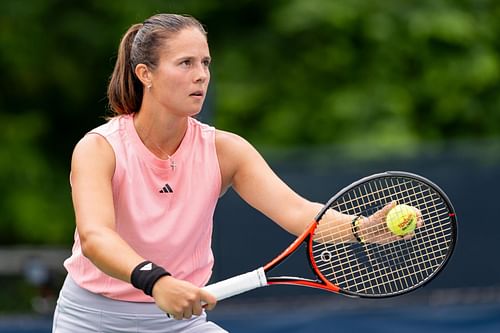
136, 129, 177, 171
151, 142, 177, 171
134, 119, 179, 172
167, 155, 177, 171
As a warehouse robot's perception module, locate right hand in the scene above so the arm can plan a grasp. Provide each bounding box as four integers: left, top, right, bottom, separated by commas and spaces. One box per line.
151, 275, 217, 320
361, 202, 424, 244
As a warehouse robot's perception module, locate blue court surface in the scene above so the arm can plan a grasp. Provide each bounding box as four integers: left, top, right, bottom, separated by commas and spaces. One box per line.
211, 301, 500, 333
1, 295, 499, 333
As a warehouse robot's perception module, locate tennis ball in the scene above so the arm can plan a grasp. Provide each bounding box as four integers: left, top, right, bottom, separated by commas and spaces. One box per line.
386, 204, 418, 236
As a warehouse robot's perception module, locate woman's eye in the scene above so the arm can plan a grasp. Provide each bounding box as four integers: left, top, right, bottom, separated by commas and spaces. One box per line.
181, 60, 191, 67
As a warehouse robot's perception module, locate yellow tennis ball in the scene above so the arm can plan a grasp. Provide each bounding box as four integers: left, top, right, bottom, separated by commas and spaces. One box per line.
386, 204, 418, 236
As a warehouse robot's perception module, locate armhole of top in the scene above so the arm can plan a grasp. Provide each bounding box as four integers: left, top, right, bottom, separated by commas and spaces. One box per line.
84, 131, 119, 185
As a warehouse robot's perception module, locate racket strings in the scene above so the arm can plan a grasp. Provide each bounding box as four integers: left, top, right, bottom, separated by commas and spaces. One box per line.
315, 212, 452, 273
313, 203, 447, 255
315, 229, 452, 295
315, 179, 445, 245
311, 176, 455, 296
315, 231, 451, 294
315, 226, 451, 293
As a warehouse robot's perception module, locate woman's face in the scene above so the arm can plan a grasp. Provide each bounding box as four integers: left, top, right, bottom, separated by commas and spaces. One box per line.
150, 27, 211, 117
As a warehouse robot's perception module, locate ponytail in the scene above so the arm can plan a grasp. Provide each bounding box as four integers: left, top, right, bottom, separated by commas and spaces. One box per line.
107, 23, 143, 116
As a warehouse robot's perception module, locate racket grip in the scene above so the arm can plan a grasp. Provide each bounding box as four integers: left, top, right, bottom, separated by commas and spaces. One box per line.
203, 267, 267, 301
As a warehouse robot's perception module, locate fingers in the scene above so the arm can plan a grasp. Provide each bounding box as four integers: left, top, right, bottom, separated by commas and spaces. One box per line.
400, 208, 424, 241
362, 201, 395, 228
169, 292, 209, 320
372, 201, 397, 224
182, 308, 193, 320
383, 201, 398, 213
362, 202, 425, 244
402, 231, 416, 241
153, 277, 217, 320
200, 289, 217, 311
168, 300, 201, 320
415, 209, 424, 228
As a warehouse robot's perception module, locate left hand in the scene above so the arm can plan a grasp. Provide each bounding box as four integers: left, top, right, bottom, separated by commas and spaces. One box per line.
356, 201, 424, 244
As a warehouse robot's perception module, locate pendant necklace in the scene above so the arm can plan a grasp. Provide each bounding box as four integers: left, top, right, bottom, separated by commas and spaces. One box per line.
152, 142, 177, 171
135, 120, 178, 172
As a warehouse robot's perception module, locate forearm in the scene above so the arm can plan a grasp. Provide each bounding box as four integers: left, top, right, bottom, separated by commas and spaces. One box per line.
286, 201, 324, 236
79, 226, 144, 283
277, 200, 357, 243
314, 208, 358, 242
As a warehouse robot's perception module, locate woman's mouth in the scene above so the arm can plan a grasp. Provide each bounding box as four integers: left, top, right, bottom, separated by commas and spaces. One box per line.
190, 90, 204, 97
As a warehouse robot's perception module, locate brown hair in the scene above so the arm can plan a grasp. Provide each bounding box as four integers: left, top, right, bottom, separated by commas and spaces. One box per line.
107, 14, 207, 116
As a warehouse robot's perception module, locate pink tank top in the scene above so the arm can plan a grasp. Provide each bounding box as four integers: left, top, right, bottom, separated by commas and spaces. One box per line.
64, 115, 221, 302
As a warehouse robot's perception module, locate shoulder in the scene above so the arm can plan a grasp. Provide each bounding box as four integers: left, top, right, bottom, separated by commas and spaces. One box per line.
215, 129, 253, 151
89, 115, 126, 138
188, 117, 217, 143
215, 129, 260, 164
74, 132, 113, 155
73, 115, 130, 162
187, 116, 256, 158
215, 129, 266, 191
72, 131, 116, 176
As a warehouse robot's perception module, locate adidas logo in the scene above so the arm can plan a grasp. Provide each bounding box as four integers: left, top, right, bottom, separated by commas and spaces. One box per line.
159, 183, 173, 193
140, 263, 153, 271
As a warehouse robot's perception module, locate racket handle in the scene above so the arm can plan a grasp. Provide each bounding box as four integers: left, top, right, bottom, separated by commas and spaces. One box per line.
203, 267, 267, 301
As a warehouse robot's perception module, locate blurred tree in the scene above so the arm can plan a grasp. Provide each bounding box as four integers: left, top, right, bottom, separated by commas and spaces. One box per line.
0, 0, 499, 244
212, 0, 500, 149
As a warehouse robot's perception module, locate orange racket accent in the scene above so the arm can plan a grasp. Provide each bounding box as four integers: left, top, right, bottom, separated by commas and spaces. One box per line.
263, 221, 317, 272
307, 233, 341, 292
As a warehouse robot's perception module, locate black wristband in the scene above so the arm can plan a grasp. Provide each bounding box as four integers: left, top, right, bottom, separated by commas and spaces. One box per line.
351, 216, 363, 243
131, 261, 171, 296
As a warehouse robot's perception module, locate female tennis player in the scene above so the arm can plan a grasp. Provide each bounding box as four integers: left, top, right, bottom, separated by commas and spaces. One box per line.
52, 13, 413, 333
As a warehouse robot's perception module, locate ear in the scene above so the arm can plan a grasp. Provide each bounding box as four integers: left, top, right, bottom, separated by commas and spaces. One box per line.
134, 63, 152, 88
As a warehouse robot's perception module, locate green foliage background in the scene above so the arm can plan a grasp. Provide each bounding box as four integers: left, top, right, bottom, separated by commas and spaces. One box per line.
1, 0, 499, 244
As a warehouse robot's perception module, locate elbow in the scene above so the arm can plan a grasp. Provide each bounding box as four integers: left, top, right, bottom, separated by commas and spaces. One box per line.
79, 233, 94, 260
79, 229, 103, 260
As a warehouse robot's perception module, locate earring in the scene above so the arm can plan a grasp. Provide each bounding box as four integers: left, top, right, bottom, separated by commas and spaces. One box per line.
147, 84, 152, 90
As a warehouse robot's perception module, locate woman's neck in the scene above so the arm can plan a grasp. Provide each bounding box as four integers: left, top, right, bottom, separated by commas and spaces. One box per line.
133, 108, 188, 160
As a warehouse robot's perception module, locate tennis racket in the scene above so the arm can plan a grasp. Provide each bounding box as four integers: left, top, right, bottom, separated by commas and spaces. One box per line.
204, 171, 457, 300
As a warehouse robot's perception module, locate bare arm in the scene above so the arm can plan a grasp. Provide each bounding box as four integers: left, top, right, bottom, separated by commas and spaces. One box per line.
71, 133, 215, 319
71, 133, 144, 280
216, 130, 357, 240
216, 131, 421, 247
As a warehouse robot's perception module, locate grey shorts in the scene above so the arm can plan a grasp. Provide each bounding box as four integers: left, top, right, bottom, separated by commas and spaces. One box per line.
52, 276, 228, 333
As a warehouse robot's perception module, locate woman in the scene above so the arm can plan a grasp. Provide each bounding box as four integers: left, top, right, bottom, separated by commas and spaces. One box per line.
52, 13, 406, 333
